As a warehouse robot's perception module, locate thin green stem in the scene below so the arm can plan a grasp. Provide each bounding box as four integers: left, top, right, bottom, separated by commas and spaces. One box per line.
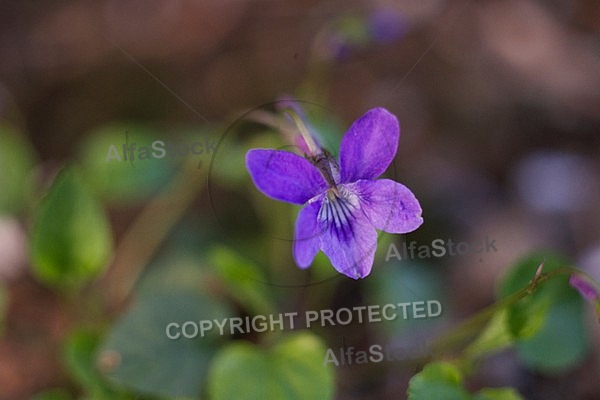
429, 265, 587, 359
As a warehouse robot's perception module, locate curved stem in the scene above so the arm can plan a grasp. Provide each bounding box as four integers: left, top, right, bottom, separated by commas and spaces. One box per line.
101, 159, 205, 313
429, 265, 593, 359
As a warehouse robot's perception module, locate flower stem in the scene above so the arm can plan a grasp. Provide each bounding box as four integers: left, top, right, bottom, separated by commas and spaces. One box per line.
429, 265, 590, 360
101, 158, 205, 313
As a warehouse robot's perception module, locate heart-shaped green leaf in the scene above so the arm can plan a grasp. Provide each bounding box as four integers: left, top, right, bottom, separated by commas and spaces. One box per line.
207, 332, 334, 400
516, 296, 587, 374
100, 290, 231, 399
498, 253, 568, 340
499, 253, 588, 373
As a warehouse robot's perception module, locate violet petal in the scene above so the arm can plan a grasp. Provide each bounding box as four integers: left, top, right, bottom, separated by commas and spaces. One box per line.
351, 178, 423, 233
246, 149, 327, 205
293, 201, 322, 268
339, 108, 400, 183
318, 198, 378, 279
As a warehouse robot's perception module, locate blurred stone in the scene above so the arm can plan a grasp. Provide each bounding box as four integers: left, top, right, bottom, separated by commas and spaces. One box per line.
514, 151, 595, 214
0, 217, 26, 281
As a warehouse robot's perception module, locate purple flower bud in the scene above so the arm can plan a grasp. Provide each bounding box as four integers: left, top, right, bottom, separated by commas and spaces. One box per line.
569, 274, 600, 302
275, 97, 323, 156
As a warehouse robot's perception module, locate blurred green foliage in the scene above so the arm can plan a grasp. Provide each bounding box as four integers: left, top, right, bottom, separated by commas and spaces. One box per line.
407, 251, 593, 399
20, 152, 595, 400
30, 166, 113, 290
63, 330, 131, 400
210, 246, 277, 316
78, 123, 175, 205
498, 253, 588, 373
465, 308, 513, 359
407, 362, 524, 400
96, 247, 335, 400
366, 257, 446, 335
0, 123, 36, 214
101, 291, 224, 398
408, 362, 471, 400
207, 333, 334, 400
473, 388, 524, 400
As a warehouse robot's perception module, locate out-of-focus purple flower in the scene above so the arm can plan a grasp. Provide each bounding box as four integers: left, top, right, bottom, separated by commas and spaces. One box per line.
515, 152, 594, 214
246, 108, 423, 279
328, 33, 353, 61
569, 274, 600, 302
368, 9, 407, 44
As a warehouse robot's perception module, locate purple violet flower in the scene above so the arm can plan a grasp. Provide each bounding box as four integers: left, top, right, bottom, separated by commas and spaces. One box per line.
246, 108, 423, 279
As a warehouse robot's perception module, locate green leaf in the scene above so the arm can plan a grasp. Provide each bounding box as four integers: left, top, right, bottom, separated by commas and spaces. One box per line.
499, 253, 575, 301
498, 253, 566, 340
465, 309, 514, 359
136, 251, 211, 296
499, 253, 588, 373
78, 123, 175, 205
30, 166, 113, 290
210, 246, 277, 316
407, 362, 471, 400
207, 332, 335, 400
64, 330, 104, 390
366, 258, 446, 334
63, 329, 127, 399
0, 123, 36, 214
516, 296, 587, 374
99, 290, 232, 399
505, 293, 552, 340
474, 387, 524, 400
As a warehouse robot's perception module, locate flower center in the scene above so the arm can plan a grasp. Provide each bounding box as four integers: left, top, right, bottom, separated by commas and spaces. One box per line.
311, 151, 340, 190
318, 187, 359, 240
